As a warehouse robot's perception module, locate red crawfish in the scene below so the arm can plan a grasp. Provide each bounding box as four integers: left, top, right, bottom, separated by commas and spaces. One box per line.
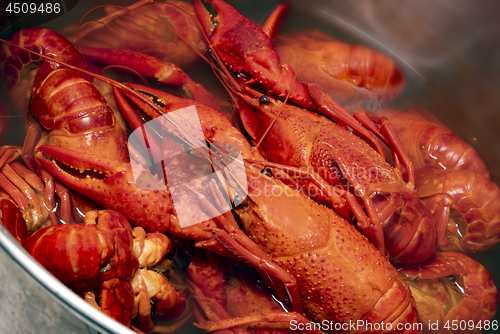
415, 169, 500, 253
193, 0, 440, 265
276, 31, 405, 107
366, 108, 490, 179
401, 251, 498, 334
23, 210, 138, 326
187, 250, 321, 333
65, 0, 204, 68
181, 162, 421, 333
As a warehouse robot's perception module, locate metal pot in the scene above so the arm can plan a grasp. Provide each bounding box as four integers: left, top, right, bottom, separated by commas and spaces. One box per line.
0, 0, 499, 333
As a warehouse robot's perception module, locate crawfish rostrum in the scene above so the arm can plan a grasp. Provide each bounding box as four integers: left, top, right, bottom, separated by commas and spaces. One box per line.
0, 0, 498, 333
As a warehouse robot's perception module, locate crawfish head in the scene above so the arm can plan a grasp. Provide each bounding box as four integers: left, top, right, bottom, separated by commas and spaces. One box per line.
35, 145, 172, 232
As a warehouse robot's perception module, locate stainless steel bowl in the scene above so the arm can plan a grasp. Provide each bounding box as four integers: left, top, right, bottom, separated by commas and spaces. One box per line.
0, 0, 499, 333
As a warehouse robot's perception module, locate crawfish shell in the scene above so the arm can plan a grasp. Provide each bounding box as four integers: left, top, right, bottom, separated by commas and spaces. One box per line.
24, 224, 137, 291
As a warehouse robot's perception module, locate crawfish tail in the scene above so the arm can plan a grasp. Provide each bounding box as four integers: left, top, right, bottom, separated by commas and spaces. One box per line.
369, 109, 490, 179
416, 169, 500, 253
24, 222, 137, 291
276, 31, 405, 103
401, 251, 498, 334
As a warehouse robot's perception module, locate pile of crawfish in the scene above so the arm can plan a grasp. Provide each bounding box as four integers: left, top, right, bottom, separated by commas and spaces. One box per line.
0, 0, 499, 333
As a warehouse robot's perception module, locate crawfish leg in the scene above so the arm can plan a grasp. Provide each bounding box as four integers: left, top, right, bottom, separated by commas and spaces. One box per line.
188, 277, 323, 334
332, 152, 386, 255
81, 48, 218, 109
420, 194, 453, 248
53, 181, 73, 224
0, 163, 46, 229
0, 146, 22, 170
9, 162, 70, 225
354, 110, 415, 187
22, 120, 44, 172
205, 226, 303, 312
190, 301, 249, 334
245, 160, 375, 229
353, 110, 401, 168
306, 84, 386, 157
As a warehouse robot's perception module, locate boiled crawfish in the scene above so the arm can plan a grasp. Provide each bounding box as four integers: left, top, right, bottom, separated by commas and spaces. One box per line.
276, 31, 405, 107
1, 1, 499, 333
20, 51, 421, 334
364, 108, 500, 252
187, 250, 321, 333
191, 0, 443, 267
401, 251, 498, 334
182, 162, 420, 333
415, 169, 500, 253
24, 209, 138, 326
65, 0, 204, 68
0, 27, 194, 331
366, 108, 490, 179
217, 70, 436, 265
0, 28, 130, 232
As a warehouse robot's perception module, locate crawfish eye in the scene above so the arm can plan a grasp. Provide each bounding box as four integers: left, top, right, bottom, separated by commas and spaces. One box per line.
261, 167, 273, 177
259, 95, 270, 104
233, 194, 249, 212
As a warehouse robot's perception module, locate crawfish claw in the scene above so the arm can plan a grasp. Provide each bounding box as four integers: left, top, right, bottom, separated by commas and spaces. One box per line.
36, 145, 171, 233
